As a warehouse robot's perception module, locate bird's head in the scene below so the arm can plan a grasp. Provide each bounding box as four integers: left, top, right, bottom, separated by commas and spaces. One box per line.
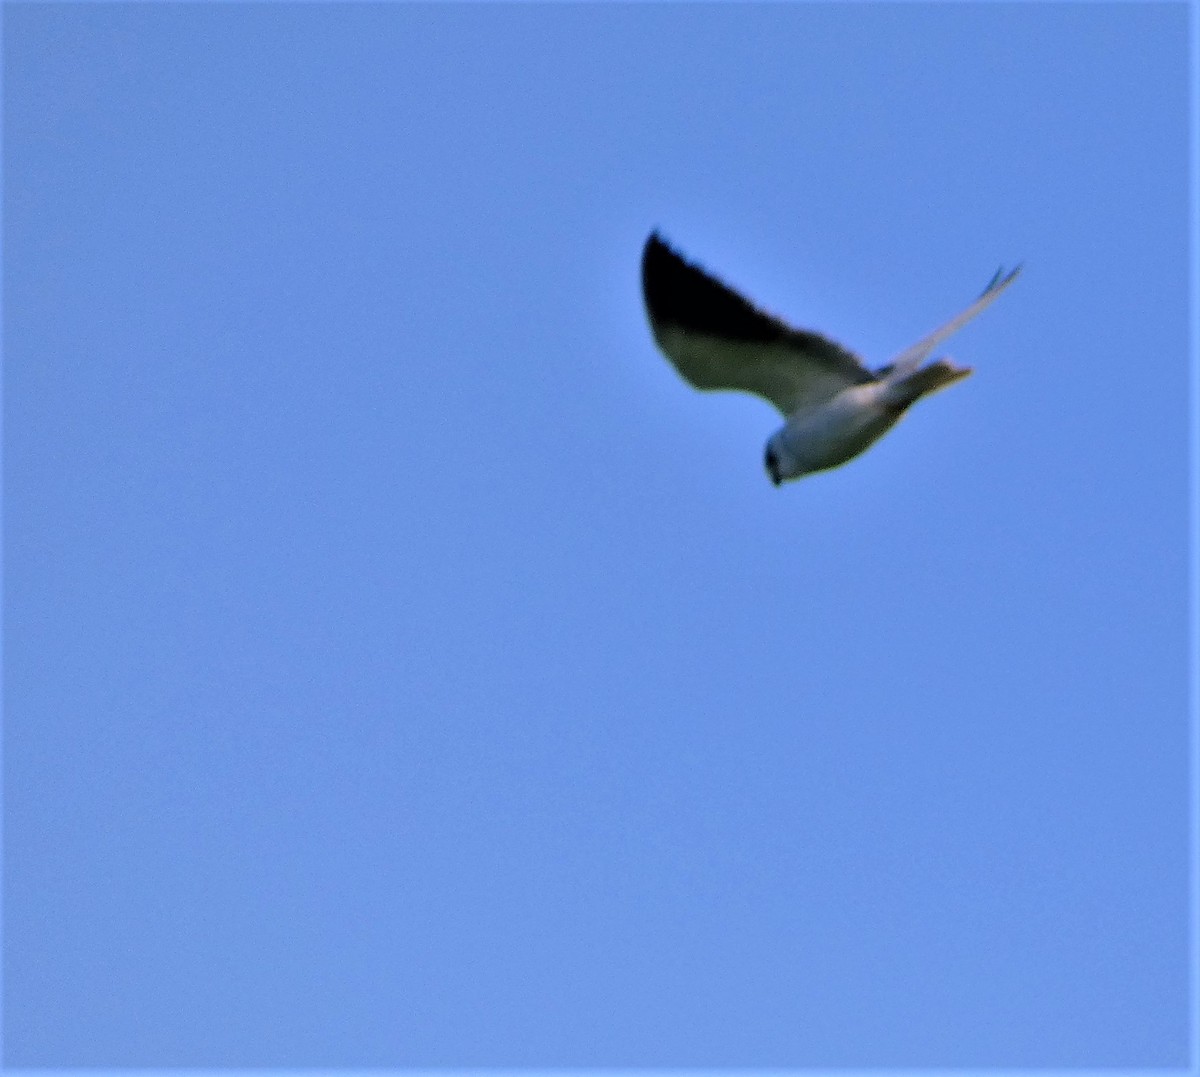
764, 434, 790, 487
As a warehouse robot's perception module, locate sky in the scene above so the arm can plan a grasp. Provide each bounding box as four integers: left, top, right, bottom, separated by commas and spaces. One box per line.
3, 1, 1193, 1070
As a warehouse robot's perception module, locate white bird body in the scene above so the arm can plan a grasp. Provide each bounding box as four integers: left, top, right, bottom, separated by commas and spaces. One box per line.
772, 380, 904, 475
769, 360, 973, 478
640, 232, 1020, 484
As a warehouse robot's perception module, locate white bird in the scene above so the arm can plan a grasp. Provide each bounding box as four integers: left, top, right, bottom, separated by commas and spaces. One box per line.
641, 232, 1021, 485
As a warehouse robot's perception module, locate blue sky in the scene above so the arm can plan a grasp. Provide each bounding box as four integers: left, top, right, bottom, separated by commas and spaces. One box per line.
4, 1, 1192, 1068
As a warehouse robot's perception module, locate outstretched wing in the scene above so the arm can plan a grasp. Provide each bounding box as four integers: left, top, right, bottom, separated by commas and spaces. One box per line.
883, 264, 1023, 379
641, 232, 875, 416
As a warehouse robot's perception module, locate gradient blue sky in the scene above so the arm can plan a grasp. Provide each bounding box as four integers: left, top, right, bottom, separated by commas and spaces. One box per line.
4, 2, 1192, 1069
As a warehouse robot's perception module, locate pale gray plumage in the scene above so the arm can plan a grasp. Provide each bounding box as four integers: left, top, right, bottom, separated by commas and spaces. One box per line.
641, 232, 1021, 484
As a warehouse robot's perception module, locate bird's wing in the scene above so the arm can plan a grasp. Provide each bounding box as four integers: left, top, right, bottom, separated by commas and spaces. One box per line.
641, 232, 875, 416
883, 264, 1023, 379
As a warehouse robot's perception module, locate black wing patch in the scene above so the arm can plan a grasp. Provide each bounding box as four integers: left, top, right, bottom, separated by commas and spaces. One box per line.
641, 231, 788, 344
640, 232, 874, 413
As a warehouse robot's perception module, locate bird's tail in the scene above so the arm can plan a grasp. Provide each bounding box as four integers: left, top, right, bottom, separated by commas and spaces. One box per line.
883, 358, 972, 410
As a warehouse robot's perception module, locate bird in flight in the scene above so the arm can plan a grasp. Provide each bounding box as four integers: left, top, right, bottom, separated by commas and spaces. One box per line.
641, 232, 1021, 485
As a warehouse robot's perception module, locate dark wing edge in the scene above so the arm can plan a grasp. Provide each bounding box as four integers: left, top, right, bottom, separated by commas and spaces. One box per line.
979, 264, 1023, 300
640, 231, 873, 385
641, 231, 789, 345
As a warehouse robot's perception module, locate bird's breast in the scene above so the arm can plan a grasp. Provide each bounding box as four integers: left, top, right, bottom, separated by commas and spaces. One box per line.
780, 384, 903, 474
